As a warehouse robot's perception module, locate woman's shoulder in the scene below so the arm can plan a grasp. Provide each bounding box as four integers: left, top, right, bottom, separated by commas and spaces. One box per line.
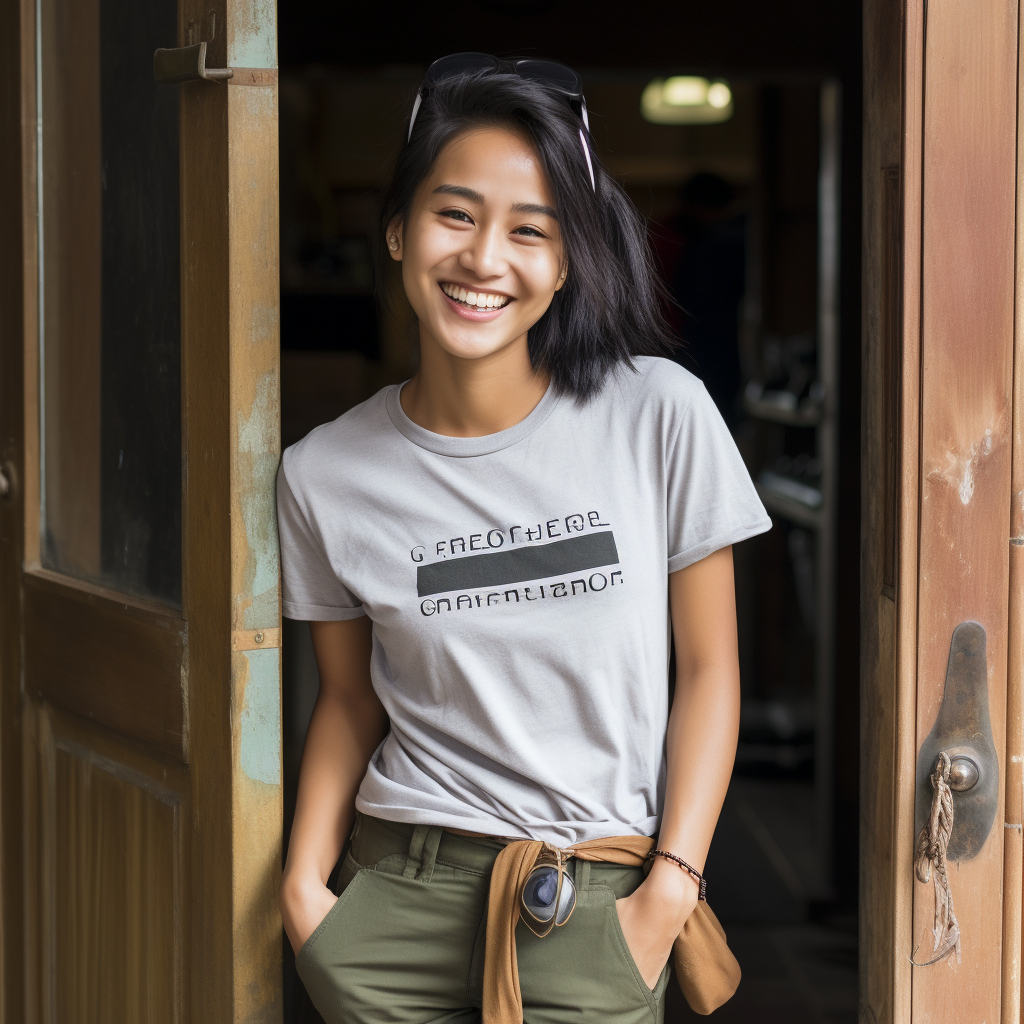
605, 355, 707, 413
280, 384, 396, 489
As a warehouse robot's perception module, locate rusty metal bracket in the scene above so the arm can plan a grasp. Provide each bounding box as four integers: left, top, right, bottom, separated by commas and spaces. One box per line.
153, 42, 232, 84
915, 620, 999, 861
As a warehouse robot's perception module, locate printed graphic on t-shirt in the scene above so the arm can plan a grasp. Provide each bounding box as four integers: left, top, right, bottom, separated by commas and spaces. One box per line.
410, 510, 623, 616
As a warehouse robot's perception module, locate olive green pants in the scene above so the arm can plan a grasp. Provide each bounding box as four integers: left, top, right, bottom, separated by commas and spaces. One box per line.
295, 812, 671, 1024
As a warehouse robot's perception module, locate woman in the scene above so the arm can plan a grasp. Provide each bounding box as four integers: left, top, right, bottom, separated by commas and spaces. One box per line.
277, 54, 771, 1024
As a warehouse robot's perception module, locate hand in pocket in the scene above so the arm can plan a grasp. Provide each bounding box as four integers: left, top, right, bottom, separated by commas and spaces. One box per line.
615, 865, 699, 989
615, 893, 675, 989
281, 878, 339, 955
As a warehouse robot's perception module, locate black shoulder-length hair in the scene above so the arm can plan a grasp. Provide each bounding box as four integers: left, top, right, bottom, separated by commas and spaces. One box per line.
377, 64, 677, 401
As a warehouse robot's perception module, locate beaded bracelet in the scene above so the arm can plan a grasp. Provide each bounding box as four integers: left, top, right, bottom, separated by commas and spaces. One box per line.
644, 849, 708, 901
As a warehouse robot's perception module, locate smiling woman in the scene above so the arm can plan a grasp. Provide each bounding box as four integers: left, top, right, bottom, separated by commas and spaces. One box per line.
277, 57, 770, 1024
377, 64, 676, 403
389, 127, 570, 434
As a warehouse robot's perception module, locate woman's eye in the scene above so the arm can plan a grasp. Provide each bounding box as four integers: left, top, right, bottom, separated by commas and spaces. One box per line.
513, 226, 545, 238
440, 209, 472, 223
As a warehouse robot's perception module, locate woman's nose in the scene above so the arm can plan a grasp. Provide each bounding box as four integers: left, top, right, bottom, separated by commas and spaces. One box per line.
458, 226, 508, 279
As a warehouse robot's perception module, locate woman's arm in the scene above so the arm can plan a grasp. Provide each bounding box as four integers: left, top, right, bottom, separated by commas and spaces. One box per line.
616, 545, 742, 987
280, 617, 389, 954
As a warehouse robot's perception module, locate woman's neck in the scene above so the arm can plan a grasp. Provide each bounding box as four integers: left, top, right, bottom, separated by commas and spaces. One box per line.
399, 330, 550, 438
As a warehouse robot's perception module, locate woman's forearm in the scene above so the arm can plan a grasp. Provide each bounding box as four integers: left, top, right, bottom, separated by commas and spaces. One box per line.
283, 688, 388, 889
658, 545, 741, 873
657, 659, 740, 872
614, 549, 741, 987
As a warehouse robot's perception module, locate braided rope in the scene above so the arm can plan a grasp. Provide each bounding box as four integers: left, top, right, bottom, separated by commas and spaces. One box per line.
911, 752, 961, 966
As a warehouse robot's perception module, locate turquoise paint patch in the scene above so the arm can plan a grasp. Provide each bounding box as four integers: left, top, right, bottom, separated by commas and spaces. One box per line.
238, 370, 281, 630
240, 649, 281, 785
229, 0, 277, 69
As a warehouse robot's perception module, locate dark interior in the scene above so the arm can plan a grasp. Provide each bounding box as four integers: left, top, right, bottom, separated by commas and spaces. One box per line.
278, 3, 863, 1021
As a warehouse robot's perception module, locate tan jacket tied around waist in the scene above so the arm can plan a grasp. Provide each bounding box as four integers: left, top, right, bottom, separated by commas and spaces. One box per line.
473, 833, 741, 1022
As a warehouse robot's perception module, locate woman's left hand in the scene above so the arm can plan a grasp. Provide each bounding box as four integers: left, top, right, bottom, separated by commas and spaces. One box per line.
615, 859, 700, 989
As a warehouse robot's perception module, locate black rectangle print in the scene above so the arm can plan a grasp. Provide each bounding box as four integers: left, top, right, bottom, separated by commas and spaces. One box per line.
417, 531, 619, 597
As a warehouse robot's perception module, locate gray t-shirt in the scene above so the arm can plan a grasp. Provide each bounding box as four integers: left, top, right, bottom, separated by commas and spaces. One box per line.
277, 356, 772, 845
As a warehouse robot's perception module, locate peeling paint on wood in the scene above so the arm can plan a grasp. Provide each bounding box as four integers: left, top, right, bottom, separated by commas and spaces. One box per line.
237, 371, 280, 630
228, 0, 277, 70
927, 420, 1006, 506
240, 648, 281, 785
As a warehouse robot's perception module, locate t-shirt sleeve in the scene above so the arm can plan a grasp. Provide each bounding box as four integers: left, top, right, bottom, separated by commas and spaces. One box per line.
276, 456, 366, 621
666, 382, 772, 573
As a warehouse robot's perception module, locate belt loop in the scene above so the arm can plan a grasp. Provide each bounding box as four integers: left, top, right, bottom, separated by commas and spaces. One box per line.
418, 827, 443, 882
403, 825, 443, 881
403, 825, 429, 878
576, 858, 591, 890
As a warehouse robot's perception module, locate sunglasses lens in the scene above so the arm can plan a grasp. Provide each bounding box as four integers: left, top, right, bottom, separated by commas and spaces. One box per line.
513, 59, 582, 99
425, 52, 500, 86
521, 866, 577, 925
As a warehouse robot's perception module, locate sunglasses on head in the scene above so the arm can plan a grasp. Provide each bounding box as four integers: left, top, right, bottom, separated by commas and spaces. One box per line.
407, 52, 596, 192
519, 846, 578, 938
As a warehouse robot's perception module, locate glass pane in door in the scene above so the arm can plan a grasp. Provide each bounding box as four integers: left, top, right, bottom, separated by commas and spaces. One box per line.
38, 0, 181, 606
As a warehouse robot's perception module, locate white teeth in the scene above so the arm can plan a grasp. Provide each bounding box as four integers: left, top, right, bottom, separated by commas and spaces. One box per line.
442, 283, 509, 310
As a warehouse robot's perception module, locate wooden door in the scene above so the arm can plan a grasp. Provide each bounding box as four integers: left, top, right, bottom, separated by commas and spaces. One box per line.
863, 0, 1024, 1021
0, 0, 281, 1019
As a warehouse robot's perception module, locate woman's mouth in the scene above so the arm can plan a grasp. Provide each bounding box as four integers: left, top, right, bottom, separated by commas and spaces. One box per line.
439, 282, 513, 315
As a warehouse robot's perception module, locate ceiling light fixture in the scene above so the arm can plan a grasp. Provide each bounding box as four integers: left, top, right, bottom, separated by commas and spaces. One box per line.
641, 77, 734, 125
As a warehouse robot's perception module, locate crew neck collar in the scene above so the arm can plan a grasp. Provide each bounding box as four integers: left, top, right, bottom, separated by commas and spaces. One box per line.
385, 378, 561, 457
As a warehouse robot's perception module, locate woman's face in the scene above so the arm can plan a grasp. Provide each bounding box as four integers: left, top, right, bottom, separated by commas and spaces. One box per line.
390, 126, 565, 363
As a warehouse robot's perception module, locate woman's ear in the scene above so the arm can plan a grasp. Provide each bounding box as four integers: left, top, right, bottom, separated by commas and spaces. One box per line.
554, 261, 568, 291
386, 219, 404, 261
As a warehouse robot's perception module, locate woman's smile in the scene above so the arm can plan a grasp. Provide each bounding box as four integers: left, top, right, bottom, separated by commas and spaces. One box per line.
439, 281, 514, 321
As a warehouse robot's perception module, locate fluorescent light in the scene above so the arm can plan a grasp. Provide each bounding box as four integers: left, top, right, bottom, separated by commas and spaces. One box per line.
663, 77, 707, 106
641, 77, 733, 125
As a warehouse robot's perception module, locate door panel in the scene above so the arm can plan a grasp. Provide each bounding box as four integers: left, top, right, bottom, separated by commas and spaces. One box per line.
913, 2, 1017, 1018
3, 0, 282, 1018
42, 705, 190, 1024
864, 0, 1022, 1021
22, 571, 187, 760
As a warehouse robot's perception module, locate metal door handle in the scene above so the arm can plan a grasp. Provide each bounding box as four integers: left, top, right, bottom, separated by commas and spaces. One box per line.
915, 620, 998, 860
153, 42, 232, 84
911, 621, 999, 965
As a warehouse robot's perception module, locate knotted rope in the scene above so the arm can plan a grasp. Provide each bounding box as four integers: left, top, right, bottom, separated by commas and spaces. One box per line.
912, 751, 961, 966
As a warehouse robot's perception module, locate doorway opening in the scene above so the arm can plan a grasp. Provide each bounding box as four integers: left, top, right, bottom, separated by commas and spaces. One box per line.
277, 5, 863, 1021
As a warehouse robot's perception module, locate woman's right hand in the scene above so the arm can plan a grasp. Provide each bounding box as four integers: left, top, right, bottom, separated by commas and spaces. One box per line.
281, 873, 339, 955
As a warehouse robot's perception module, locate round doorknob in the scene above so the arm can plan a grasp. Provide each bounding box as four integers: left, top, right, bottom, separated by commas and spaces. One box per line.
948, 755, 980, 792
